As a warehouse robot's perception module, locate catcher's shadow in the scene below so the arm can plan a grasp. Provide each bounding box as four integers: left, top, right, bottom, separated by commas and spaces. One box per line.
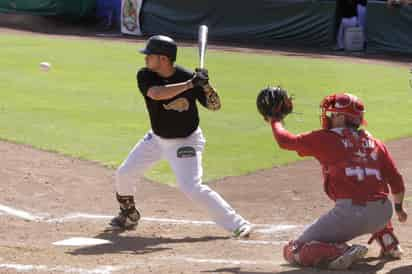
387, 265, 412, 274
202, 257, 395, 274
68, 229, 228, 256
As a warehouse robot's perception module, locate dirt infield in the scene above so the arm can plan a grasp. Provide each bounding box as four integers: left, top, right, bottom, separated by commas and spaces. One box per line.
1, 14, 411, 274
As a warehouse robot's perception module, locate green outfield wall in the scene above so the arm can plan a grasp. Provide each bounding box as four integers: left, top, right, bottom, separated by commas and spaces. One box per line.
140, 0, 412, 55
0, 0, 411, 55
0, 0, 95, 19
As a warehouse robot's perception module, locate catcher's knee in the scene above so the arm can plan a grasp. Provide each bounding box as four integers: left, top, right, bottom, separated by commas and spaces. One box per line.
283, 240, 347, 267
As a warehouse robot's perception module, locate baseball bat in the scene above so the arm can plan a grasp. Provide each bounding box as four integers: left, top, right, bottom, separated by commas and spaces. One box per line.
198, 25, 208, 69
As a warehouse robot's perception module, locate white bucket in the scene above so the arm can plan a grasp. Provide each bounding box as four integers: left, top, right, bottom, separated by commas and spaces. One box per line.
344, 27, 365, 51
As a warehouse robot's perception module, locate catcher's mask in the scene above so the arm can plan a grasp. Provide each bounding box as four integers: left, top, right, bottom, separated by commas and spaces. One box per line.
256, 86, 286, 118
320, 93, 366, 129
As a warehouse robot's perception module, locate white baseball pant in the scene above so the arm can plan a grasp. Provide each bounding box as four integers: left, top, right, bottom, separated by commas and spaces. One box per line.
115, 127, 248, 232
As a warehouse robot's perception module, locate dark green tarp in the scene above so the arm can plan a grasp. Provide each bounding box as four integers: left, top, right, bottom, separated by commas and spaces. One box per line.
1, 0, 411, 55
366, 1, 412, 55
141, 0, 336, 48
140, 0, 412, 55
0, 0, 96, 19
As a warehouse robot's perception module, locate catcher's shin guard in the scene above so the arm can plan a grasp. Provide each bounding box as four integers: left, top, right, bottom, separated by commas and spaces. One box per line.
283, 240, 348, 267
110, 193, 141, 230
368, 223, 403, 259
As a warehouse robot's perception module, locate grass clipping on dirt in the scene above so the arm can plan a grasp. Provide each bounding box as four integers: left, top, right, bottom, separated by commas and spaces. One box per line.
1, 34, 412, 184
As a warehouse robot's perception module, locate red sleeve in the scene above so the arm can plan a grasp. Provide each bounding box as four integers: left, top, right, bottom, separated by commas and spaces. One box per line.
377, 140, 405, 194
270, 120, 331, 159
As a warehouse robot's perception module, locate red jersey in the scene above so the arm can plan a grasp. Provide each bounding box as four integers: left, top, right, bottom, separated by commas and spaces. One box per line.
271, 121, 405, 203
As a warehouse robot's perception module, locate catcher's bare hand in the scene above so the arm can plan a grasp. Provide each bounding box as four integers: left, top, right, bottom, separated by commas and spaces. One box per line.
396, 209, 408, 223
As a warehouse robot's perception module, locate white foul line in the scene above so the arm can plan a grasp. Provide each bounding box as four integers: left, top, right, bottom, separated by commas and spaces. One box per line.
143, 216, 216, 225
254, 225, 298, 233
166, 256, 280, 266
46, 213, 216, 225
0, 204, 293, 273
0, 255, 281, 274
238, 239, 288, 245
0, 263, 126, 274
0, 203, 299, 232
0, 204, 44, 221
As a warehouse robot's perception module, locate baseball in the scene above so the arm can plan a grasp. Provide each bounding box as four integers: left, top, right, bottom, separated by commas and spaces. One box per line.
40, 62, 51, 72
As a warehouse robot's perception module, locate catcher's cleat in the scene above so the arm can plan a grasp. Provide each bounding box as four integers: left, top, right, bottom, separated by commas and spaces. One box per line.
368, 226, 403, 260
380, 244, 403, 259
232, 223, 252, 238
109, 207, 141, 230
328, 244, 368, 270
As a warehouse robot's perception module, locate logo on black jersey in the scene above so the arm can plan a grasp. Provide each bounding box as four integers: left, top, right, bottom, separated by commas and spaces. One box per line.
163, 98, 189, 112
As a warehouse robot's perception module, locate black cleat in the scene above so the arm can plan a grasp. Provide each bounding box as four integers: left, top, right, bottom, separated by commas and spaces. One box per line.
109, 208, 141, 230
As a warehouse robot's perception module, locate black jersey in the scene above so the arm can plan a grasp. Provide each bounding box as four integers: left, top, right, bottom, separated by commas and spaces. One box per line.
137, 66, 208, 138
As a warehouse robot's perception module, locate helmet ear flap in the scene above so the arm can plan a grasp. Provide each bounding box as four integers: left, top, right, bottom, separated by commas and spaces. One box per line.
321, 113, 332, 129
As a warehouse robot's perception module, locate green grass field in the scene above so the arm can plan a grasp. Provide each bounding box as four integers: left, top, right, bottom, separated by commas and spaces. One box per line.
1, 34, 412, 184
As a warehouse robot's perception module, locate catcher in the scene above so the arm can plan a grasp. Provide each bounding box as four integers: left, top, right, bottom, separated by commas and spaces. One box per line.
256, 87, 407, 270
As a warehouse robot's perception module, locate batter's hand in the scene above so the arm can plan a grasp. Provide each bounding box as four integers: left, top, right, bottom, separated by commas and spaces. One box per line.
195, 68, 208, 77
191, 68, 209, 87
396, 209, 408, 223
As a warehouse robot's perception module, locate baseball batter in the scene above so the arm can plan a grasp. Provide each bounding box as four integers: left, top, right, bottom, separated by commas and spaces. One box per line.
109, 35, 251, 237
257, 88, 408, 269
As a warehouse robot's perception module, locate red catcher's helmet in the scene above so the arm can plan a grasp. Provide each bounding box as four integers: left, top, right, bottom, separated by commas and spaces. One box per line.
320, 93, 366, 129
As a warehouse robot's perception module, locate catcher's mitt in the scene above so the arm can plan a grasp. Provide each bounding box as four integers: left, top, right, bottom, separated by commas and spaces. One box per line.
256, 86, 293, 120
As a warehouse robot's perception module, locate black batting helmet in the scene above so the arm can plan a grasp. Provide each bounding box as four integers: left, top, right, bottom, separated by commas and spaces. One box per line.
140, 35, 177, 62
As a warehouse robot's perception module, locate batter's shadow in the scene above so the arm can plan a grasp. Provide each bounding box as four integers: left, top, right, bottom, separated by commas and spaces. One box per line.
386, 264, 412, 274
68, 229, 228, 256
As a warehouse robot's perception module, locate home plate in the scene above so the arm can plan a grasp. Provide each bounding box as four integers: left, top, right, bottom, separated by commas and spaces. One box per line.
52, 237, 112, 246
